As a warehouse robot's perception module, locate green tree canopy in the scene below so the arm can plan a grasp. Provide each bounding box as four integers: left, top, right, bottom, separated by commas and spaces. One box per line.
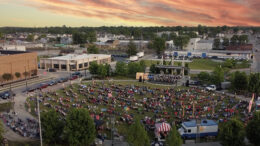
214, 38, 220, 49
246, 112, 260, 146
41, 110, 64, 144
219, 119, 245, 146
89, 62, 99, 75
15, 72, 21, 79
126, 40, 137, 56
115, 61, 127, 76
151, 37, 166, 56
2, 73, 13, 81
223, 37, 230, 47
230, 71, 248, 91
238, 35, 249, 45
87, 45, 99, 54
63, 108, 95, 146
198, 72, 211, 84
173, 35, 190, 50
26, 34, 34, 42
166, 125, 182, 146
230, 35, 239, 45
248, 73, 260, 96
127, 118, 150, 146
97, 64, 108, 78
211, 66, 224, 86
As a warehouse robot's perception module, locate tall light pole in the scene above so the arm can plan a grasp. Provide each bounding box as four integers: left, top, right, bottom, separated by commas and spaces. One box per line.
37, 90, 43, 146
24, 66, 28, 93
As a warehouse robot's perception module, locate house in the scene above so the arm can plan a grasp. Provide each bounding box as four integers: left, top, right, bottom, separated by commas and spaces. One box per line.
196, 39, 213, 50
60, 37, 73, 45
183, 38, 200, 51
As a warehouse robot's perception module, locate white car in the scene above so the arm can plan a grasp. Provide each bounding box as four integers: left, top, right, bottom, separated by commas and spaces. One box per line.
206, 85, 216, 91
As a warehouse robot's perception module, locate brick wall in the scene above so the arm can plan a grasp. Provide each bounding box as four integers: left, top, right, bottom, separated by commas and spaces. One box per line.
0, 52, 38, 82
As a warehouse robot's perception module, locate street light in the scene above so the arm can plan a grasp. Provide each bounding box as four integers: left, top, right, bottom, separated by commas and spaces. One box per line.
36, 89, 43, 146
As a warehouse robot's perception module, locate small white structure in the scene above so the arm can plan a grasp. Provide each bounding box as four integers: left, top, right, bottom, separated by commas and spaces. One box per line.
184, 38, 201, 51
137, 52, 144, 58
40, 54, 111, 71
0, 45, 26, 51
196, 39, 213, 51
129, 56, 138, 61
166, 40, 175, 49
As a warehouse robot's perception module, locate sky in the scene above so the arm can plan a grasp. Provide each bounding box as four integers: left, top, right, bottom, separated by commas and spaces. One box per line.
0, 0, 260, 27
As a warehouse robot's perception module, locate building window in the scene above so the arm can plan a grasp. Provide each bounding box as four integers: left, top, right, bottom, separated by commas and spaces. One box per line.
79, 64, 83, 68
84, 63, 88, 67
61, 65, 67, 70
54, 64, 59, 69
70, 65, 76, 70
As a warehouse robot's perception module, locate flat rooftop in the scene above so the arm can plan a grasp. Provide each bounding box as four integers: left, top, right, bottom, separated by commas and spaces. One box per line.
49, 54, 111, 61
0, 50, 29, 56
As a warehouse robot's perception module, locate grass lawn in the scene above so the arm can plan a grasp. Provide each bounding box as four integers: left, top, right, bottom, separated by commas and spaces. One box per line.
143, 59, 250, 70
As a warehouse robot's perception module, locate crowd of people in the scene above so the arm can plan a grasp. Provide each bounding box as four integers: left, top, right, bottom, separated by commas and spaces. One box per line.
149, 74, 182, 84
0, 113, 39, 138
25, 82, 253, 141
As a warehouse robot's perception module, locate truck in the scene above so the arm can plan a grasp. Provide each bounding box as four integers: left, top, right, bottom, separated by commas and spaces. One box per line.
178, 119, 218, 139
129, 56, 138, 61
205, 85, 216, 91
137, 52, 144, 58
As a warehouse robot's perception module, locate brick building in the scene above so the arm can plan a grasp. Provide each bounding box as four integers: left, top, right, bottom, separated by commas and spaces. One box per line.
0, 50, 38, 83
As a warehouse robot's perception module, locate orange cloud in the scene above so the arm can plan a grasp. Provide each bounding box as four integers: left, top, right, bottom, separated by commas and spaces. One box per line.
22, 0, 260, 26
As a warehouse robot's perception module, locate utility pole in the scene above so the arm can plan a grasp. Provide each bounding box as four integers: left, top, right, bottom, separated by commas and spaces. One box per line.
37, 90, 43, 146
24, 66, 28, 93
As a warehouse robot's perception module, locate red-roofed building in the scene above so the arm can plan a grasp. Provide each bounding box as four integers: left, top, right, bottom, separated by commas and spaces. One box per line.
225, 44, 253, 51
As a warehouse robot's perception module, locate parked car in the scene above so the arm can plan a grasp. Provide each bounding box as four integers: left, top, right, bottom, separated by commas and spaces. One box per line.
70, 75, 78, 80
58, 77, 69, 83
39, 83, 48, 89
206, 85, 217, 91
0, 91, 15, 99
72, 72, 81, 76
48, 81, 57, 86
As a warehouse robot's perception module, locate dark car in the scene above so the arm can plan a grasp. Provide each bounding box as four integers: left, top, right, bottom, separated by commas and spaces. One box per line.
72, 72, 81, 76
58, 77, 69, 83
0, 91, 15, 99
48, 68, 57, 72
48, 81, 57, 86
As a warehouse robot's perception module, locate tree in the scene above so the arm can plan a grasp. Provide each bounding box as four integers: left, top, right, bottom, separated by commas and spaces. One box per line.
223, 37, 230, 47
173, 35, 190, 50
126, 40, 137, 56
0, 121, 4, 143
97, 64, 107, 78
151, 37, 166, 56
104, 64, 112, 77
230, 35, 239, 45
127, 62, 142, 76
214, 38, 220, 49
219, 119, 245, 146
139, 60, 146, 72
211, 66, 224, 87
238, 35, 248, 45
248, 73, 260, 96
246, 112, 260, 146
166, 125, 182, 146
231, 71, 248, 91
73, 32, 86, 44
0, 32, 3, 39
41, 110, 64, 144
15, 72, 21, 79
26, 34, 34, 42
23, 71, 30, 78
150, 64, 160, 74
87, 45, 99, 54
115, 61, 127, 76
127, 118, 150, 146
223, 59, 236, 69
89, 62, 99, 75
63, 108, 95, 146
198, 72, 211, 84
2, 73, 13, 82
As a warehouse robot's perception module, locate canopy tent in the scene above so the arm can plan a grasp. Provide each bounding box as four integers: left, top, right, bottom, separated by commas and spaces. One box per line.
155, 122, 171, 133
